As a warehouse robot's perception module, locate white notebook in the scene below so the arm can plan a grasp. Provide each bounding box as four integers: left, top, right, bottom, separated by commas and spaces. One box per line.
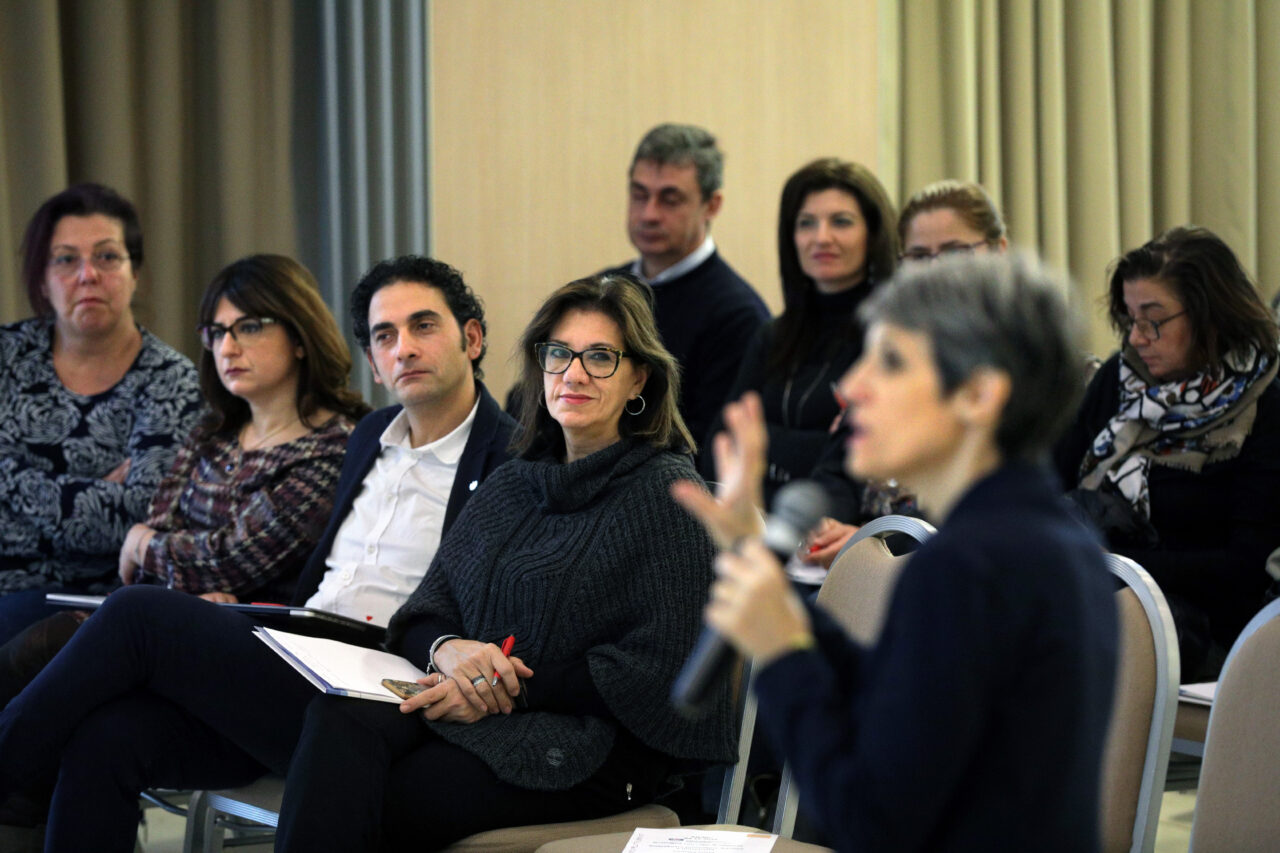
254, 626, 428, 703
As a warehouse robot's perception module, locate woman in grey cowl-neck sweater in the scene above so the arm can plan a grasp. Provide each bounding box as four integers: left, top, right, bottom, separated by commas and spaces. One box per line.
277, 274, 736, 851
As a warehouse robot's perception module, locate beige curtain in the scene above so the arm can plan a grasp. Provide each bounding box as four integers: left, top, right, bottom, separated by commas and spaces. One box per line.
889, 0, 1280, 356
0, 0, 296, 357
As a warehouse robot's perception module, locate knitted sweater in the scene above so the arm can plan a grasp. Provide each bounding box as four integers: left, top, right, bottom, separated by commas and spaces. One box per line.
386, 439, 736, 791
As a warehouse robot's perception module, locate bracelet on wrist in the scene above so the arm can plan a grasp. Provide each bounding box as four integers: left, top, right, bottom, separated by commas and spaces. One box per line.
428, 634, 461, 674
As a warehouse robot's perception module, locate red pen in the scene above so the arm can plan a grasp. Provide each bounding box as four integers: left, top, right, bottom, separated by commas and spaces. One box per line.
491, 634, 515, 686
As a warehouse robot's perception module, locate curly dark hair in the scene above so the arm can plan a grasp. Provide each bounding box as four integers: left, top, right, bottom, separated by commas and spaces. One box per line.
349, 255, 487, 379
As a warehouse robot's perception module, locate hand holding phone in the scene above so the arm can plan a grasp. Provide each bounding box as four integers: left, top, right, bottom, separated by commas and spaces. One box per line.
381, 678, 426, 700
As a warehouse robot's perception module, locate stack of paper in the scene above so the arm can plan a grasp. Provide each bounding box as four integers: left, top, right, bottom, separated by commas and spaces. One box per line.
621, 828, 778, 852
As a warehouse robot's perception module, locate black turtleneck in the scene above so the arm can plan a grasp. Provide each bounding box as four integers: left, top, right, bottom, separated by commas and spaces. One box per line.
703, 282, 877, 503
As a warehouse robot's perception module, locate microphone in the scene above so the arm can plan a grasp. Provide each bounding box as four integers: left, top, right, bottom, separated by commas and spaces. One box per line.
671, 480, 830, 715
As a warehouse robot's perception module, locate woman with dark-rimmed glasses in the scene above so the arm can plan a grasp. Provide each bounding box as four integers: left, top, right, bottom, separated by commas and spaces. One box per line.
1055, 226, 1280, 681
272, 273, 734, 850
0, 254, 368, 721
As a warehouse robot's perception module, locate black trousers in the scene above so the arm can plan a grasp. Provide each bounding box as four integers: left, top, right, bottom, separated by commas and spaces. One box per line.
0, 585, 317, 852
277, 695, 641, 853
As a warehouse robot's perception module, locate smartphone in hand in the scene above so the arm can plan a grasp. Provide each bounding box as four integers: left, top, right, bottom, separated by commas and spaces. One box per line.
381, 678, 426, 700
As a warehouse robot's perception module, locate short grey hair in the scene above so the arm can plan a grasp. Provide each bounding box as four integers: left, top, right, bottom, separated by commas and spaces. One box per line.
861, 252, 1085, 461
630, 123, 723, 201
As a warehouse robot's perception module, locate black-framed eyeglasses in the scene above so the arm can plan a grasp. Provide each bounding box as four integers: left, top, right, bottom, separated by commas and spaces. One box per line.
47, 250, 130, 279
197, 317, 281, 351
535, 343, 629, 378
1120, 310, 1187, 342
898, 240, 990, 263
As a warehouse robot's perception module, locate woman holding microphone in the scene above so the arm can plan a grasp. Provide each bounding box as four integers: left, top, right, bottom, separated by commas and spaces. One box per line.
675, 253, 1119, 852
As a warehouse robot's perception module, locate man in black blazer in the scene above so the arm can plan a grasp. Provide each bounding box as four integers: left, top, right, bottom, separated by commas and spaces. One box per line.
291, 256, 516, 612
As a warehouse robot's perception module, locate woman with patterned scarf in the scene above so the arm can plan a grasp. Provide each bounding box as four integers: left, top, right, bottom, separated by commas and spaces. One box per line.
1055, 226, 1280, 681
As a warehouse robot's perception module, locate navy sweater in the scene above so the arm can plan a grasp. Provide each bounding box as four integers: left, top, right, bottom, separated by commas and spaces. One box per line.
605, 252, 768, 451
753, 463, 1118, 853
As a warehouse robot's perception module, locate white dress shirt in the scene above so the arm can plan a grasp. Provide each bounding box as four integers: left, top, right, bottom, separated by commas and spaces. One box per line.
305, 401, 478, 627
629, 235, 716, 286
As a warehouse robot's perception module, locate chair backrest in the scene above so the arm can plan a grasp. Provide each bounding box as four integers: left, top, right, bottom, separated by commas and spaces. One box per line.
771, 515, 935, 838
1098, 554, 1179, 853
816, 515, 933, 644
1189, 597, 1280, 852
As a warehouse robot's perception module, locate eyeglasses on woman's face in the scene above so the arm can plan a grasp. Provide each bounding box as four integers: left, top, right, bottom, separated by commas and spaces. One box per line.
1119, 310, 1187, 342
898, 240, 990, 263
47, 250, 130, 280
535, 343, 629, 378
197, 316, 281, 351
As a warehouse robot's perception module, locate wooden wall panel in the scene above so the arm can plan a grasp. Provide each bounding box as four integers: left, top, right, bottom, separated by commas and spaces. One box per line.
430, 0, 882, 399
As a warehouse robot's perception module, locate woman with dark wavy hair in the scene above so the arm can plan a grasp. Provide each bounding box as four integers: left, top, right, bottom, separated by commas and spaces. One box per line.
707, 158, 897, 503
1056, 226, 1280, 680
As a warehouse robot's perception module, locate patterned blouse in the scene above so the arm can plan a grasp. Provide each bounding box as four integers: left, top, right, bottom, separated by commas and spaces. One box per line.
135, 416, 357, 603
0, 318, 202, 592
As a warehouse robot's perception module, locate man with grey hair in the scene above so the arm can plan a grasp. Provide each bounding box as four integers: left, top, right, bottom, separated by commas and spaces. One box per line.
604, 123, 769, 449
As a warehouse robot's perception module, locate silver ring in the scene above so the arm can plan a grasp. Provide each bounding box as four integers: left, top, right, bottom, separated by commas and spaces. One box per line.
470, 675, 486, 687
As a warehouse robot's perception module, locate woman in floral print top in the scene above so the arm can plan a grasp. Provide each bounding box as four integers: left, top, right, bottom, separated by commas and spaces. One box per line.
0, 184, 202, 612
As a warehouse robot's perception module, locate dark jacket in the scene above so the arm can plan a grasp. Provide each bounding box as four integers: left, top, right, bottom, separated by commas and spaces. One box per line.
754, 463, 1119, 853
604, 252, 768, 452
291, 383, 517, 605
704, 285, 873, 504
1053, 352, 1280, 676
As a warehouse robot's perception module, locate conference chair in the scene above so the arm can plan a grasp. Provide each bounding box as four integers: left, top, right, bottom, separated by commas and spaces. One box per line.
770, 514, 935, 838
1097, 554, 1179, 853
1187, 597, 1280, 852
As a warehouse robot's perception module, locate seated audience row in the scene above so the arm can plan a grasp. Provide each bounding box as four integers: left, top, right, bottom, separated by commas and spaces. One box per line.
0, 262, 732, 851
0, 253, 369, 708
3, 117, 1279, 849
